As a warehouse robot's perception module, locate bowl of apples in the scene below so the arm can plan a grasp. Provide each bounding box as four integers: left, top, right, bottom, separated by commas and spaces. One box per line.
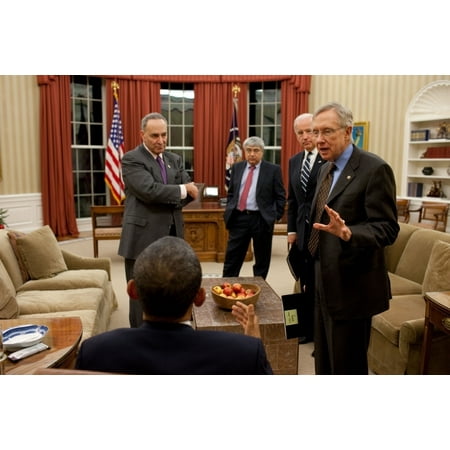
210, 282, 261, 310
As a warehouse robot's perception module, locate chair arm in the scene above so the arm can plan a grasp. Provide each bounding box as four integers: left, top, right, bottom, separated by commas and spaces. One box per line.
61, 249, 112, 280
398, 318, 425, 360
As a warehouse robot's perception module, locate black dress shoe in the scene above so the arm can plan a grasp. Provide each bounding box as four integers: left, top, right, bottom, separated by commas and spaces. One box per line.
298, 336, 312, 345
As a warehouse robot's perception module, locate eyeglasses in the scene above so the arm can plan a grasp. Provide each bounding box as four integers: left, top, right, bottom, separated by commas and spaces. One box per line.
296, 130, 313, 136
312, 127, 344, 138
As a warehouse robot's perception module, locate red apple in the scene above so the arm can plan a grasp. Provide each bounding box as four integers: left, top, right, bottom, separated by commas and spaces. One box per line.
232, 283, 242, 293
223, 286, 233, 296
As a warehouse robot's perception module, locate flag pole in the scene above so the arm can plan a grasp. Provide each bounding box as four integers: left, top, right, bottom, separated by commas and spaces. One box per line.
225, 84, 243, 191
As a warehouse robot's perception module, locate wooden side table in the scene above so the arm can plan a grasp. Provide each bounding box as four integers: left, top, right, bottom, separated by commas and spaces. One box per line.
420, 291, 450, 374
1, 317, 83, 375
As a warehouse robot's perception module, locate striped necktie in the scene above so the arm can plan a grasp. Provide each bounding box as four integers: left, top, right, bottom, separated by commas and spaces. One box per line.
307, 163, 336, 257
300, 152, 312, 193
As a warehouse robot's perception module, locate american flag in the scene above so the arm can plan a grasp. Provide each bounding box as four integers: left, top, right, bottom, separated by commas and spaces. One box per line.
105, 84, 125, 204
225, 94, 243, 190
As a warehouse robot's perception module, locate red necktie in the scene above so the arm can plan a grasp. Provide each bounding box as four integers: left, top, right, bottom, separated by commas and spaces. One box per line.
238, 165, 256, 211
157, 156, 167, 184
307, 163, 336, 257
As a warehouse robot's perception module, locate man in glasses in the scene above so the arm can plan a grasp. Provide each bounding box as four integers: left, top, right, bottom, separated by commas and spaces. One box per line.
308, 102, 399, 374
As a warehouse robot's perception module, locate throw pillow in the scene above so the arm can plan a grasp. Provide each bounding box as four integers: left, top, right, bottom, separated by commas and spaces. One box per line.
7, 230, 31, 283
422, 240, 450, 294
15, 225, 68, 280
0, 260, 19, 319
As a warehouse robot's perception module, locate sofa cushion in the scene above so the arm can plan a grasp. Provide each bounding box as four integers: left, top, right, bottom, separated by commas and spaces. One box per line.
422, 240, 450, 294
0, 260, 19, 319
15, 225, 68, 280
17, 269, 109, 293
7, 230, 30, 283
388, 273, 422, 296
384, 223, 419, 273
0, 229, 25, 289
371, 295, 425, 346
16, 287, 104, 315
395, 228, 450, 285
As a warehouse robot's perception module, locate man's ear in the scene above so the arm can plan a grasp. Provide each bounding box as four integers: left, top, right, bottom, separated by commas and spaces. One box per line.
193, 287, 206, 307
127, 279, 139, 299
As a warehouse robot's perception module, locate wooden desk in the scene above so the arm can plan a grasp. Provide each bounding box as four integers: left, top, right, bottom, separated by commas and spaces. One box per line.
1, 317, 83, 375
183, 202, 252, 262
420, 291, 450, 374
194, 276, 299, 375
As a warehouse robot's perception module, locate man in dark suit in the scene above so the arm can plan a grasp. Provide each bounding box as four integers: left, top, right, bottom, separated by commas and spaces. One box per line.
76, 236, 272, 375
118, 112, 199, 328
222, 136, 286, 280
287, 113, 324, 344
308, 102, 399, 374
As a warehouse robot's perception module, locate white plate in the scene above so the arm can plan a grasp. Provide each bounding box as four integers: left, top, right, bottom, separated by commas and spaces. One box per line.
2, 324, 49, 351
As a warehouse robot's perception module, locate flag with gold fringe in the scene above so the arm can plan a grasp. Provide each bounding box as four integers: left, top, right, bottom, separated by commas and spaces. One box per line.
225, 85, 243, 190
105, 81, 125, 204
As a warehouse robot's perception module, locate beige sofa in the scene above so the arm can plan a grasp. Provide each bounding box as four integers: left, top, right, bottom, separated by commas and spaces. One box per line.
0, 226, 118, 342
368, 222, 450, 374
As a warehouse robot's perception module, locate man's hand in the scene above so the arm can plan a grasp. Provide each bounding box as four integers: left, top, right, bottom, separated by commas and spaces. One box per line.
312, 205, 352, 241
231, 301, 261, 338
287, 233, 297, 246
185, 182, 199, 199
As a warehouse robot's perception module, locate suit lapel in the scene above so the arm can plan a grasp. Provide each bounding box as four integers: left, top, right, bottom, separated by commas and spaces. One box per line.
328, 146, 360, 203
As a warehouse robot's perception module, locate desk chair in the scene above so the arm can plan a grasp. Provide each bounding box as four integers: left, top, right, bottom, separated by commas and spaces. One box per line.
396, 198, 410, 223
409, 201, 449, 232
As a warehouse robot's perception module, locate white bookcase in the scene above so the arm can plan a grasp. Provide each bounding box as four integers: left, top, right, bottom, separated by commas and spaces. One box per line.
403, 80, 450, 211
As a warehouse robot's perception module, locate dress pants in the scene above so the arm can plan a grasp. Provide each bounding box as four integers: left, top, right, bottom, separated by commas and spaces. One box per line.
223, 211, 273, 280
314, 259, 372, 374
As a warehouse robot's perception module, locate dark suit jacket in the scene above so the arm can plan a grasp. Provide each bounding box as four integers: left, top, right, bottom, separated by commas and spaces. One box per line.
118, 145, 193, 260
224, 160, 286, 229
287, 150, 325, 251
311, 145, 400, 320
75, 322, 273, 375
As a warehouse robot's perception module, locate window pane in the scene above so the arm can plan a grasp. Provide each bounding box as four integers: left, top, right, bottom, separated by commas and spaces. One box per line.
170, 126, 183, 146
185, 126, 193, 147
90, 124, 103, 145
263, 104, 276, 125
90, 100, 103, 122
92, 148, 105, 170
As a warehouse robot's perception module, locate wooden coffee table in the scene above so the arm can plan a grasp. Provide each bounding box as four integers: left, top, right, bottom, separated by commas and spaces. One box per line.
195, 277, 299, 375
1, 317, 83, 375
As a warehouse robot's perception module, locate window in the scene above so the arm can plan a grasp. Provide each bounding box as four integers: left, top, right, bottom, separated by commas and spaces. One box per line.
248, 81, 282, 165
71, 76, 107, 218
161, 83, 194, 179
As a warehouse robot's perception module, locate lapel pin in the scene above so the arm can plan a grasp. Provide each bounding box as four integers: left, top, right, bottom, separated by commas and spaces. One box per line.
346, 175, 351, 180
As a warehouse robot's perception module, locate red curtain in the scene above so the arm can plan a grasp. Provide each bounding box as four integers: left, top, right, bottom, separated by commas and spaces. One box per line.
194, 82, 248, 195
104, 77, 161, 151
37, 75, 310, 234
37, 75, 79, 239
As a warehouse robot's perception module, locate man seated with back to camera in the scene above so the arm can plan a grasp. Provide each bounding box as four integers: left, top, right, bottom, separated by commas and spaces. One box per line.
76, 236, 273, 375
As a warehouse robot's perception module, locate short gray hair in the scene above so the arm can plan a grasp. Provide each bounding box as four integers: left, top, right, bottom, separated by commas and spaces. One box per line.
313, 102, 353, 128
141, 112, 167, 131
243, 136, 265, 150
